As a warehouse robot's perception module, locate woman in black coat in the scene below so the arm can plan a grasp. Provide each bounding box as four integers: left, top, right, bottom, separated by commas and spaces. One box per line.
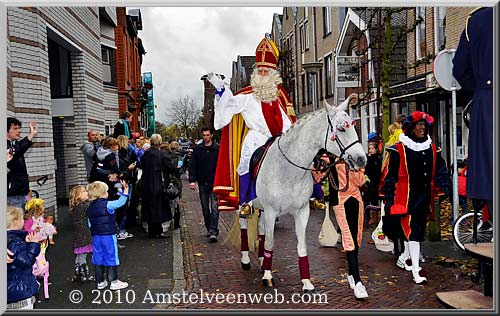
139, 134, 175, 238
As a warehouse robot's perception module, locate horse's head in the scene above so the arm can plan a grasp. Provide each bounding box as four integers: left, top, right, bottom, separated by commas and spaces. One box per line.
323, 94, 367, 169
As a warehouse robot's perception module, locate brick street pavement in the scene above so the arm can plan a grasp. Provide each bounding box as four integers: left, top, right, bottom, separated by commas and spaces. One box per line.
173, 178, 483, 310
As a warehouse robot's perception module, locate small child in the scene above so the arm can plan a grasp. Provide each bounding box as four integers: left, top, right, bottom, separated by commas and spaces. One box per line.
24, 198, 57, 243
7, 206, 41, 310
69, 185, 95, 282
86, 180, 130, 290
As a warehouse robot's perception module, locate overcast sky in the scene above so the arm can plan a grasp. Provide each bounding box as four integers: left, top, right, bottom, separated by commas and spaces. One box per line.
135, 7, 282, 125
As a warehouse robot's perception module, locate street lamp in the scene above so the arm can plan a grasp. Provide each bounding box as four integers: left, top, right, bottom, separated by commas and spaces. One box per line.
302, 62, 323, 112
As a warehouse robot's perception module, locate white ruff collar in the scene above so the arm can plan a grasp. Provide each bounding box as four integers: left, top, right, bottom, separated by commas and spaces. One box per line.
399, 133, 432, 151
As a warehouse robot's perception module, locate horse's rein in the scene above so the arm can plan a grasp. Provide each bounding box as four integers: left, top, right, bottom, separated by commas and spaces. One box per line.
277, 110, 357, 173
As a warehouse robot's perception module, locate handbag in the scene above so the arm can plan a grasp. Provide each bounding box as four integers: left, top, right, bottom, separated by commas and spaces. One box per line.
372, 201, 394, 252
318, 202, 339, 247
161, 164, 180, 200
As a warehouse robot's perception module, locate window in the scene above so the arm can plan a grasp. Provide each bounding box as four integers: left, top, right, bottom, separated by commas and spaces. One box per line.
48, 38, 73, 99
101, 45, 116, 86
305, 21, 310, 50
415, 7, 426, 60
300, 24, 305, 52
435, 7, 446, 53
307, 73, 313, 104
369, 102, 378, 133
339, 7, 348, 32
301, 73, 306, 106
323, 7, 331, 36
318, 68, 323, 100
324, 54, 332, 97
285, 7, 288, 20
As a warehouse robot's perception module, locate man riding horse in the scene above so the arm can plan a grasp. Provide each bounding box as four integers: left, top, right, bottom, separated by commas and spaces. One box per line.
207, 36, 296, 269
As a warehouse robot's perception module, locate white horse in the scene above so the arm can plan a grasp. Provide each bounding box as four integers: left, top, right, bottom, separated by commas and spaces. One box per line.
239, 94, 367, 293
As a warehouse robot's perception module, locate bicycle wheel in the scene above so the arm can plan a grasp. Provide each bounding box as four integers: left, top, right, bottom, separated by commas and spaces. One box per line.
453, 212, 493, 251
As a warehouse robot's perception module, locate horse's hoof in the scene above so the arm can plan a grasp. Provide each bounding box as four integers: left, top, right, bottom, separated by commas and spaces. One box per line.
303, 288, 316, 294
262, 278, 274, 287
241, 262, 251, 270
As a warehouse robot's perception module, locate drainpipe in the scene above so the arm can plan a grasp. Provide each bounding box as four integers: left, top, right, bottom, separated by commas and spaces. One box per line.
292, 7, 299, 115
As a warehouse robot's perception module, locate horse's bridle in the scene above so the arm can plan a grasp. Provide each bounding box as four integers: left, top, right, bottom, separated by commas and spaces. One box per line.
277, 110, 360, 172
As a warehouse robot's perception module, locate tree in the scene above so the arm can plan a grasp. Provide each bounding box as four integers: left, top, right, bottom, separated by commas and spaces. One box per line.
164, 95, 202, 140
163, 124, 182, 142
350, 8, 424, 142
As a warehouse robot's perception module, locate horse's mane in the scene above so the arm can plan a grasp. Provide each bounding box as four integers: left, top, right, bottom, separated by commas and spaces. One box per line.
283, 107, 327, 137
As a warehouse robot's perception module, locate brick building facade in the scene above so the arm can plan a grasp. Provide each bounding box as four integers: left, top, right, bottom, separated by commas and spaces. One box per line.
6, 6, 145, 216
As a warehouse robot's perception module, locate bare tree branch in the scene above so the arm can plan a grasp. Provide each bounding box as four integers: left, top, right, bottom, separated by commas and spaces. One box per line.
164, 95, 202, 138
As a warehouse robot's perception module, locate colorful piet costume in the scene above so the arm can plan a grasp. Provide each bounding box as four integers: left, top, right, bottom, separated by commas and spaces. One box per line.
383, 111, 451, 284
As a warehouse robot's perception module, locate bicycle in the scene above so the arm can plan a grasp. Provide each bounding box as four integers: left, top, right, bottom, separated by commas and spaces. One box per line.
452, 206, 493, 251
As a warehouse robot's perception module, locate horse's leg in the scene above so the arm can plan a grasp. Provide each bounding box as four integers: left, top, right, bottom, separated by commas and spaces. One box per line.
262, 209, 277, 287
258, 209, 266, 269
238, 209, 251, 270
294, 206, 315, 293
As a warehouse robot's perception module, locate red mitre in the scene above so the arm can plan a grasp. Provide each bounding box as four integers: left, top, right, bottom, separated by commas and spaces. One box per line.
255, 37, 279, 69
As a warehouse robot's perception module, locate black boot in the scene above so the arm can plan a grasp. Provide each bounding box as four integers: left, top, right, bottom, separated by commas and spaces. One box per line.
80, 263, 95, 282
72, 264, 81, 282
85, 263, 95, 282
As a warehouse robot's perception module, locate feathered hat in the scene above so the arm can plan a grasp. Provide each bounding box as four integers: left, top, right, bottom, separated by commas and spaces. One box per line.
25, 198, 45, 211
255, 37, 279, 69
402, 111, 434, 134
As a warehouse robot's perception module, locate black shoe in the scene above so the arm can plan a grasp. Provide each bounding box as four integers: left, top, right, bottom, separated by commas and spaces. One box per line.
209, 235, 218, 243
72, 264, 81, 282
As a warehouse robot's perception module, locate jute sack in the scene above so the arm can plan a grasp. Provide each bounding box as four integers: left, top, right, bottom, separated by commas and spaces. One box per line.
318, 202, 339, 247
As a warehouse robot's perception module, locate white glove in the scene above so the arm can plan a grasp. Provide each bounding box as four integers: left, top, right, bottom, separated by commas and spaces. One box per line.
207, 72, 226, 90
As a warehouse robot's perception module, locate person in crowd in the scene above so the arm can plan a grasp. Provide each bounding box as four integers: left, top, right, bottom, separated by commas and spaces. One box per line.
139, 134, 175, 238
80, 130, 101, 182
69, 185, 94, 283
161, 142, 182, 230
363, 141, 382, 227
310, 149, 330, 210
453, 7, 493, 224
113, 111, 133, 138
380, 115, 406, 255
86, 180, 130, 290
169, 141, 187, 177
115, 135, 136, 241
383, 111, 451, 284
6, 206, 40, 310
90, 137, 121, 199
7, 117, 38, 209
189, 127, 220, 242
328, 156, 369, 299
97, 132, 105, 144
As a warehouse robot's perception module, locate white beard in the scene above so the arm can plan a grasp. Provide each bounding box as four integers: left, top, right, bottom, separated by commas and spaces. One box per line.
250, 69, 282, 103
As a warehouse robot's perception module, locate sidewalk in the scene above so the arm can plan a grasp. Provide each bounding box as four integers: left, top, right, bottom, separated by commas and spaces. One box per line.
35, 204, 174, 309
173, 178, 482, 309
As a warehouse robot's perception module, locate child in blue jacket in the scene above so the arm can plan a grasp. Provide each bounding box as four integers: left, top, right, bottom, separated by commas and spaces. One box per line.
86, 180, 130, 290
6, 206, 40, 310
